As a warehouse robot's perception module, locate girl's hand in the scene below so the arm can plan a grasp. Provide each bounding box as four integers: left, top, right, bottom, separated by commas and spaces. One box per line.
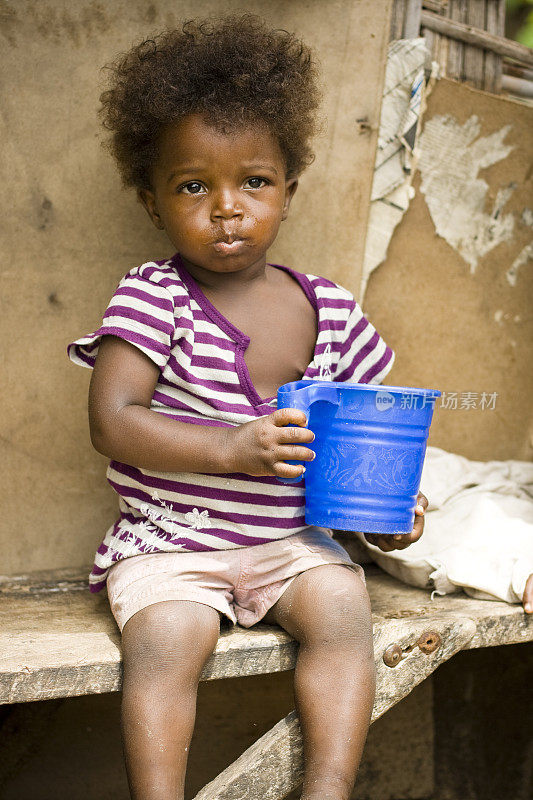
363, 491, 428, 552
224, 408, 315, 478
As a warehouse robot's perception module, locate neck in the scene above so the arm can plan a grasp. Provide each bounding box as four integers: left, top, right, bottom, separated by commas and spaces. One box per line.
178, 255, 270, 294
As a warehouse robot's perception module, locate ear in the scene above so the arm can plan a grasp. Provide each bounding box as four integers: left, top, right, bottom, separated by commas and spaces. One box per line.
281, 178, 298, 221
138, 188, 165, 230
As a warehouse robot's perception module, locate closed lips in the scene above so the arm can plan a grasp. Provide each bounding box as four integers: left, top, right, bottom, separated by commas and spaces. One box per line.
212, 233, 244, 244
212, 238, 247, 253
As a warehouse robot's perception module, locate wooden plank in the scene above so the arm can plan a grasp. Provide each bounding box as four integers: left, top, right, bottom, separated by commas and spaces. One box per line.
485, 0, 505, 92
371, 615, 477, 717
1, 566, 532, 705
427, 26, 450, 76
421, 0, 449, 80
191, 615, 476, 800
390, 0, 407, 40
447, 0, 467, 79
501, 74, 533, 98
423, 0, 449, 10
504, 61, 533, 81
420, 9, 533, 67
192, 711, 302, 800
422, 24, 436, 58
463, 0, 487, 88
367, 571, 533, 649
0, 589, 298, 704
403, 0, 423, 38
0, 566, 88, 595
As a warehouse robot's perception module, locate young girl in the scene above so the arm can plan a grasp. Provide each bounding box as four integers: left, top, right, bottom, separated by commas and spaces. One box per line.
68, 16, 426, 800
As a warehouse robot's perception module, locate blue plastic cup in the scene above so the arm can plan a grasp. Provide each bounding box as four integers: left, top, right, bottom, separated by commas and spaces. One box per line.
276, 380, 441, 534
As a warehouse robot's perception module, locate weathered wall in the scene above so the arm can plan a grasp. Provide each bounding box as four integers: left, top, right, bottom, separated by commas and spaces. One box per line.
0, 0, 391, 574
364, 79, 533, 462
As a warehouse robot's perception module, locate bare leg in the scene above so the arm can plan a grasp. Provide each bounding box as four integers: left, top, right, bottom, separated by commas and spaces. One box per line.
120, 600, 220, 800
263, 565, 375, 800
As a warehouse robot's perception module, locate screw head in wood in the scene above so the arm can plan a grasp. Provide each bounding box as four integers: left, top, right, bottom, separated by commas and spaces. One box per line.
383, 643, 403, 667
417, 630, 442, 654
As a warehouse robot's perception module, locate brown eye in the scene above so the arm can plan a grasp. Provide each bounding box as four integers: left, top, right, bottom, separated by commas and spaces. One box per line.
180, 182, 204, 195
244, 177, 266, 189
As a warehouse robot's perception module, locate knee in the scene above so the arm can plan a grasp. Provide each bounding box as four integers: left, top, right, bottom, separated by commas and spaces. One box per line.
122, 600, 220, 683
290, 567, 374, 656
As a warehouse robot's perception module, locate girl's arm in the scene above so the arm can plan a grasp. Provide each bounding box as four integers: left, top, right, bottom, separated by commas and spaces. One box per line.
88, 335, 316, 478
88, 335, 233, 474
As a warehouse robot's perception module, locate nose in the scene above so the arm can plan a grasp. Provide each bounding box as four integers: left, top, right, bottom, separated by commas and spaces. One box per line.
210, 187, 243, 221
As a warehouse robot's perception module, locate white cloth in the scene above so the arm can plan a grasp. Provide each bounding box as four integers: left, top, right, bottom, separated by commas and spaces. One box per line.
361, 446, 533, 604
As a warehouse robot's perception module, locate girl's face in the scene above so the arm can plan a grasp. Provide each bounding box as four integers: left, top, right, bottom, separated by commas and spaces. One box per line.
139, 114, 298, 280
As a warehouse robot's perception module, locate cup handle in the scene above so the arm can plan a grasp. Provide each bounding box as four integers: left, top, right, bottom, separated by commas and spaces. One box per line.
307, 383, 341, 408
276, 383, 340, 484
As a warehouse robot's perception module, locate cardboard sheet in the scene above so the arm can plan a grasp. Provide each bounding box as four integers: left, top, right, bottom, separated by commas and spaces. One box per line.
364, 78, 533, 463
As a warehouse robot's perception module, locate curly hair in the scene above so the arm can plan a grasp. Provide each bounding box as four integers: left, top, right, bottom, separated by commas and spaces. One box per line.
99, 15, 322, 190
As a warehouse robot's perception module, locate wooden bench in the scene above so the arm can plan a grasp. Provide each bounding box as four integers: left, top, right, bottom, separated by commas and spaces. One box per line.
1, 561, 531, 800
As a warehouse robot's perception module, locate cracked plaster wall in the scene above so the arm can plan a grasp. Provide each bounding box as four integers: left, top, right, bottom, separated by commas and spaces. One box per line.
0, 0, 391, 575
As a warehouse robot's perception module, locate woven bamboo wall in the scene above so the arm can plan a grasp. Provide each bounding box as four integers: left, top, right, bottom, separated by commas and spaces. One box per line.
390, 0, 507, 92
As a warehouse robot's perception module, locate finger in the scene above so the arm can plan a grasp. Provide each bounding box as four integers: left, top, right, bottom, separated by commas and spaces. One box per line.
390, 535, 416, 549
273, 461, 306, 480
278, 424, 315, 444
392, 524, 423, 549
410, 513, 425, 543
365, 533, 397, 551
278, 445, 316, 462
416, 492, 428, 513
375, 535, 397, 552
523, 573, 533, 614
390, 527, 421, 549
273, 407, 308, 428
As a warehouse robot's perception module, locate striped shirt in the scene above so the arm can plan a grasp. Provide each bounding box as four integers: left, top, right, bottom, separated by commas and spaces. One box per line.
68, 253, 394, 592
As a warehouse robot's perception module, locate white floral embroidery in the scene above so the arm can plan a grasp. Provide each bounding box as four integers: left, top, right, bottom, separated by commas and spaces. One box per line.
136, 519, 157, 535
118, 518, 157, 542
318, 343, 333, 379
150, 490, 175, 514
138, 496, 212, 537
184, 508, 212, 531
115, 507, 192, 555
139, 503, 166, 524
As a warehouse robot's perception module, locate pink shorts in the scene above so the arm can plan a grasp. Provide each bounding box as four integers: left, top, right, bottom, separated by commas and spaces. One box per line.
106, 526, 364, 632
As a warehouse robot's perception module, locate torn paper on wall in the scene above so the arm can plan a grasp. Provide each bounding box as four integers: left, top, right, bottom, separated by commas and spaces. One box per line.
507, 240, 533, 286
506, 209, 533, 286
417, 115, 516, 274
361, 38, 429, 300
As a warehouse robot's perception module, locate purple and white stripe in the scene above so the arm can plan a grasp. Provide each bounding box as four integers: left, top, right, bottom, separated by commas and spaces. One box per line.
68, 254, 394, 591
